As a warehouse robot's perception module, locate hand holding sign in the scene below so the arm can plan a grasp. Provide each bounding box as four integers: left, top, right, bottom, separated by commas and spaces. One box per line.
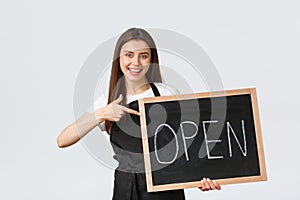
198, 178, 221, 191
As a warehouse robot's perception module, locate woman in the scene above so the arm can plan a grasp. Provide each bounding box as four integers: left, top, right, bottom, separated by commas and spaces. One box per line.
57, 27, 221, 200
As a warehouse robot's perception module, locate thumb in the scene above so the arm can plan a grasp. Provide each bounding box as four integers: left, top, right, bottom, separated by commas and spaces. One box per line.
114, 94, 123, 104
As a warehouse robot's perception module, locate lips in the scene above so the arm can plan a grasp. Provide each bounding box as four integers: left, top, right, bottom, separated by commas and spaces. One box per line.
128, 67, 142, 73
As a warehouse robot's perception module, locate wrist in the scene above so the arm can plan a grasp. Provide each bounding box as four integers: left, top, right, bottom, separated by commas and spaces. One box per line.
95, 108, 106, 124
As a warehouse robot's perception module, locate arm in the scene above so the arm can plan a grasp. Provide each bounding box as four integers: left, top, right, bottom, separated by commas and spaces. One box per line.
57, 110, 105, 148
57, 94, 139, 148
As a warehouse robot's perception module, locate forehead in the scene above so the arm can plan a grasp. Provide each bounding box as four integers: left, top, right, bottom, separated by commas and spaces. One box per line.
121, 40, 150, 52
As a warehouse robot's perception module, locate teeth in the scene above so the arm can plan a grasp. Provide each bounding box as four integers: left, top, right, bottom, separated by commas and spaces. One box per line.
129, 68, 142, 73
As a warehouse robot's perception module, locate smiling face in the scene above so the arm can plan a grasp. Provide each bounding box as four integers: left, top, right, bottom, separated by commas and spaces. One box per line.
119, 40, 151, 84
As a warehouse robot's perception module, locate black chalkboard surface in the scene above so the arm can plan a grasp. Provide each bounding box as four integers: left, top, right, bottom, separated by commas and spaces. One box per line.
138, 88, 267, 192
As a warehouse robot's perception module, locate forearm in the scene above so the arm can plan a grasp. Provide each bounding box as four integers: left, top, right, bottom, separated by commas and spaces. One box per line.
57, 111, 104, 148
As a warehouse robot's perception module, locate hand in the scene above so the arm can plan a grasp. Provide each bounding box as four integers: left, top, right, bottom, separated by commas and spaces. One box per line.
198, 177, 221, 192
99, 94, 139, 122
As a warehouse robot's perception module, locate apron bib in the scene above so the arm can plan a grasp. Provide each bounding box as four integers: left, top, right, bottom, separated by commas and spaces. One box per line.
110, 83, 185, 200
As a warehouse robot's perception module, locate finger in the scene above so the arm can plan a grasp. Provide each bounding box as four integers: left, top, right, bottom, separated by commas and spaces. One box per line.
122, 106, 140, 115
114, 114, 123, 119
113, 118, 120, 122
199, 180, 206, 191
206, 178, 215, 190
128, 108, 140, 115
114, 117, 123, 122
119, 111, 125, 117
213, 180, 221, 190
113, 94, 123, 104
203, 178, 210, 190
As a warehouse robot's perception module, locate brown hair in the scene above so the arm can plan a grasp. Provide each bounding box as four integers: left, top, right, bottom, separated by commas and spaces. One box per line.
105, 28, 162, 133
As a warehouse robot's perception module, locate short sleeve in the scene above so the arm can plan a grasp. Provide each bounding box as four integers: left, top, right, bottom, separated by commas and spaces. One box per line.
154, 82, 180, 96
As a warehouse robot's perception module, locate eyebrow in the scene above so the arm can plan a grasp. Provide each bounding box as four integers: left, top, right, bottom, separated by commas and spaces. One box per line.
123, 50, 150, 54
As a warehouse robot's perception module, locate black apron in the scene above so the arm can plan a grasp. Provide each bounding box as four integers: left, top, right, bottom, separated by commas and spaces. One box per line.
110, 83, 185, 200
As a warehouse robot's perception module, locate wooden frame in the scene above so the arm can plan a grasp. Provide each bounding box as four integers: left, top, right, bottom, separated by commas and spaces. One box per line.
138, 88, 267, 192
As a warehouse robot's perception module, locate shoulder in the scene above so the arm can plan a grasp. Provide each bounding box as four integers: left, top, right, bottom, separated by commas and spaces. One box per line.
153, 82, 179, 96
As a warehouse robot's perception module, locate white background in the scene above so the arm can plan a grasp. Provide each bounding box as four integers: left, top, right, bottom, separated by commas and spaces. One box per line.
1, 0, 299, 199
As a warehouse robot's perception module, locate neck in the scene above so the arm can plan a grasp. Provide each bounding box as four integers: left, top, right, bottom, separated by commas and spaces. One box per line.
125, 78, 150, 95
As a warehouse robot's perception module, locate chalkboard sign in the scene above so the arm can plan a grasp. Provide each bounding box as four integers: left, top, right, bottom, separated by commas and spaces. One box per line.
138, 88, 267, 192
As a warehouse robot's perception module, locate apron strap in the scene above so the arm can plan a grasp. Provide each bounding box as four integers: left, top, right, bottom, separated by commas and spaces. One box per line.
149, 83, 161, 97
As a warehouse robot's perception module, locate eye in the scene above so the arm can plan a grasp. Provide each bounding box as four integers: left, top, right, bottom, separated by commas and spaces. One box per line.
125, 53, 133, 58
140, 54, 149, 59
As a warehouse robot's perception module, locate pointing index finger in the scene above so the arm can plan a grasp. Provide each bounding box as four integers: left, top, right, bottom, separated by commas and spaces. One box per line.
123, 107, 140, 116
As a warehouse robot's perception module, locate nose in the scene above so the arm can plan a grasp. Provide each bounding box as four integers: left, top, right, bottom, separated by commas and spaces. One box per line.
132, 55, 140, 66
